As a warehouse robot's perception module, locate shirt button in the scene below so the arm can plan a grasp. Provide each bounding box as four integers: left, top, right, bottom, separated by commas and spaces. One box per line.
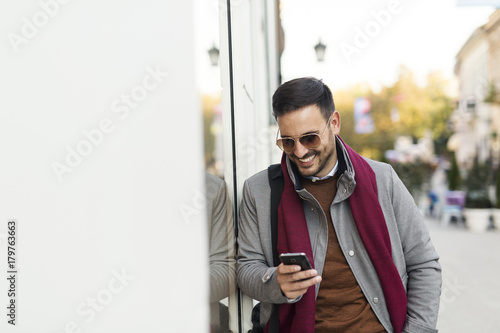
343, 188, 347, 193
373, 297, 379, 303
348, 250, 354, 256
265, 275, 270, 281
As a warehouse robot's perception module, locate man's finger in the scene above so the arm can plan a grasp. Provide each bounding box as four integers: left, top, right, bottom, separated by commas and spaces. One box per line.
277, 263, 301, 274
292, 269, 318, 281
286, 275, 322, 292
281, 275, 322, 299
281, 269, 318, 283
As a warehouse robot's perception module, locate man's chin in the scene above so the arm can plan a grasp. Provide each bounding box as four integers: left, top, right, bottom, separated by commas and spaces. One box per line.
290, 156, 320, 177
297, 165, 317, 178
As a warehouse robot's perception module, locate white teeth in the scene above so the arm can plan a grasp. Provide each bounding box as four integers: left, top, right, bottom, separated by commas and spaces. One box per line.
299, 155, 315, 163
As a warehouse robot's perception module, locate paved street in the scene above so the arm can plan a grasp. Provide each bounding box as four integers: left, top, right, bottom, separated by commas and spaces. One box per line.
425, 217, 500, 333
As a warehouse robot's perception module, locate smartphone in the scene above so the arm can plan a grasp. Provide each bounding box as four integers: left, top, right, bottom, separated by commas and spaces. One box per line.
279, 253, 312, 271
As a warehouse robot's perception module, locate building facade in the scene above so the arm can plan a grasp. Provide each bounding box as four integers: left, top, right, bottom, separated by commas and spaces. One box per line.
451, 9, 500, 171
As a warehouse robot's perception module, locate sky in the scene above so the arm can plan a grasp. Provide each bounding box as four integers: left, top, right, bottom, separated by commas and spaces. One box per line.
194, 0, 221, 95
194, 0, 496, 95
280, 0, 496, 93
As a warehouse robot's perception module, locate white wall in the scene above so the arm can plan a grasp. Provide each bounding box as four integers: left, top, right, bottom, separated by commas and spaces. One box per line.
457, 38, 491, 165
459, 38, 489, 99
0, 1, 208, 332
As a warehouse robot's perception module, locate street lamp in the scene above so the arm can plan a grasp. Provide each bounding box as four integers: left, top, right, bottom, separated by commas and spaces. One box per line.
208, 44, 220, 66
314, 40, 326, 62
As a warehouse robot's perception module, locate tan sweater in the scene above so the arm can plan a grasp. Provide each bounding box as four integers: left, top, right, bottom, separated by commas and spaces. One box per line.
301, 175, 385, 333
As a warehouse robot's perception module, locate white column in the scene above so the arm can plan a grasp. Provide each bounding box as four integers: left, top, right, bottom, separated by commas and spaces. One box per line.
0, 1, 208, 332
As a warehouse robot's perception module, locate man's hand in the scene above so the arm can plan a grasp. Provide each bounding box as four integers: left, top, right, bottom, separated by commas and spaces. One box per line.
276, 263, 322, 300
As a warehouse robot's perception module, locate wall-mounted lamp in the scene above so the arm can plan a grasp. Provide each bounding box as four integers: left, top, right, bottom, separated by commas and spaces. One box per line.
208, 44, 220, 66
314, 40, 326, 62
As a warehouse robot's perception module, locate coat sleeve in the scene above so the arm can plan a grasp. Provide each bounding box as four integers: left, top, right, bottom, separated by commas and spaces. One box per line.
237, 179, 300, 304
207, 175, 236, 303
389, 167, 442, 333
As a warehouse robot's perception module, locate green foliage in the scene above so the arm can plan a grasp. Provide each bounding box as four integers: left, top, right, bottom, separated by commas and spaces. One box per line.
448, 152, 461, 191
201, 94, 221, 168
334, 68, 454, 197
496, 171, 500, 208
464, 162, 492, 209
389, 159, 435, 196
484, 83, 499, 104
337, 67, 454, 162
335, 86, 396, 161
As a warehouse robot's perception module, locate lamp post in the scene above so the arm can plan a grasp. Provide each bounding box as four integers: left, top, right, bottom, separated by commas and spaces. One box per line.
314, 40, 326, 62
208, 44, 220, 66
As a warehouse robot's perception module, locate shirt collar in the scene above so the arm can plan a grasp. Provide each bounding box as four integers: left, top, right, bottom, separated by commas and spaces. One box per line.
305, 160, 339, 182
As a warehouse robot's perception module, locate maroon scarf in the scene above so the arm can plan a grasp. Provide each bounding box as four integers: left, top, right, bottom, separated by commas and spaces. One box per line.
267, 137, 407, 333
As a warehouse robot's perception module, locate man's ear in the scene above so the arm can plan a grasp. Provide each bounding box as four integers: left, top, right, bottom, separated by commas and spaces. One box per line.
330, 111, 341, 134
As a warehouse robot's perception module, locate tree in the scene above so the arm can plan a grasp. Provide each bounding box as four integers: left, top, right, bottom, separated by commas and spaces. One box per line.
335, 67, 455, 196
336, 67, 454, 163
496, 170, 500, 209
448, 152, 461, 191
202, 93, 221, 168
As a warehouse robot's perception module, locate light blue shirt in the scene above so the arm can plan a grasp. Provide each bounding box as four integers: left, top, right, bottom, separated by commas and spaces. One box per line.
305, 161, 339, 182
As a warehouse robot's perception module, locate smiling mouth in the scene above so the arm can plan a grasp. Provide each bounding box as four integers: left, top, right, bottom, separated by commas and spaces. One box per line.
298, 155, 315, 164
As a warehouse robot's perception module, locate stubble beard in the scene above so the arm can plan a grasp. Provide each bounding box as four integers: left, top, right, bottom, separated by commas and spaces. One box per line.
293, 133, 336, 178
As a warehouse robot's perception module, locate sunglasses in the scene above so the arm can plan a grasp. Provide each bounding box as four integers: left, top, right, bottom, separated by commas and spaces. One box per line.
276, 115, 332, 153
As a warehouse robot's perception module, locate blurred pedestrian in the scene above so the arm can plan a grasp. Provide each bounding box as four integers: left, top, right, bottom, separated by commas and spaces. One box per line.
428, 190, 439, 217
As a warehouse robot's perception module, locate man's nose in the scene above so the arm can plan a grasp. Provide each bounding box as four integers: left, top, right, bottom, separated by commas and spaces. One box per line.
293, 140, 309, 158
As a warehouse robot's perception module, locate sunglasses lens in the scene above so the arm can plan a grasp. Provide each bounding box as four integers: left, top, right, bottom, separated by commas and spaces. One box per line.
277, 134, 322, 152
299, 134, 320, 148
279, 138, 295, 152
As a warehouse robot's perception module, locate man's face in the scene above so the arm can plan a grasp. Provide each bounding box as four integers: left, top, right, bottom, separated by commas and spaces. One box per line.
277, 105, 340, 178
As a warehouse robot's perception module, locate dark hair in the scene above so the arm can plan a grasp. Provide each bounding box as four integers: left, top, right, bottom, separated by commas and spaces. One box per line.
272, 77, 335, 120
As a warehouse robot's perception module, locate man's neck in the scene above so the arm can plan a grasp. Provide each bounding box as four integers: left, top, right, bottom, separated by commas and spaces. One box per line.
305, 161, 339, 182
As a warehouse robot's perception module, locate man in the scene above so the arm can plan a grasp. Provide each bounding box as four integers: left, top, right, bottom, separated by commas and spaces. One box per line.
237, 77, 441, 333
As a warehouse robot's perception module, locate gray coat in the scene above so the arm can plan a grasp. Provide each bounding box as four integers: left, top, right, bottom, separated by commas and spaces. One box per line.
237, 137, 441, 333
